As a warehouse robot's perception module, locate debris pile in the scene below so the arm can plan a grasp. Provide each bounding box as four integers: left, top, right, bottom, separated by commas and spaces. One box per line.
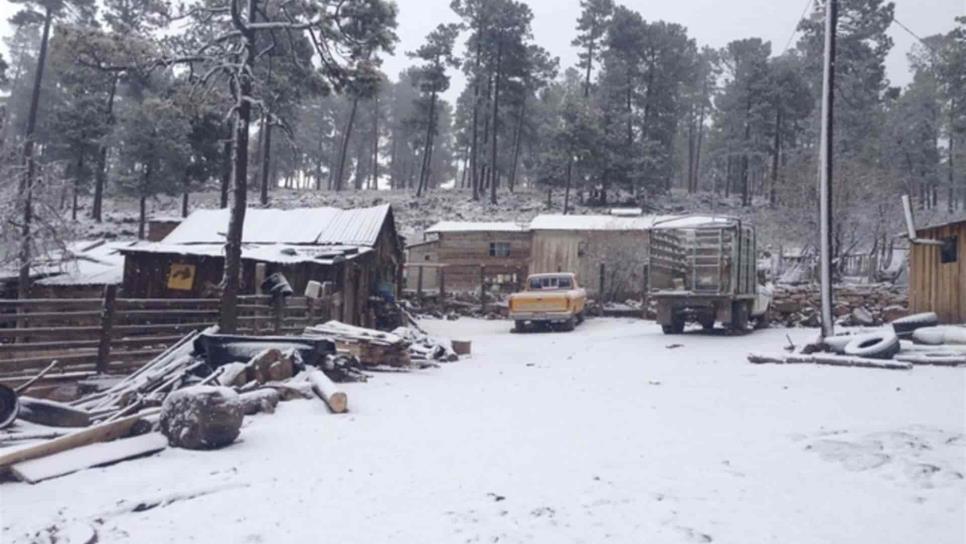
768, 283, 908, 327
1, 319, 467, 485
749, 312, 966, 370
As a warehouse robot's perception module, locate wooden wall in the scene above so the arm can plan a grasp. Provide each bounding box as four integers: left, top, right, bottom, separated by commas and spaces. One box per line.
418, 231, 531, 292
530, 230, 650, 299
909, 221, 966, 323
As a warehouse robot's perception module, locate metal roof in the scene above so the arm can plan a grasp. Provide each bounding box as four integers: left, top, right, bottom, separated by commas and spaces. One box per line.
121, 242, 371, 265
425, 221, 528, 234
529, 214, 735, 231
162, 204, 392, 246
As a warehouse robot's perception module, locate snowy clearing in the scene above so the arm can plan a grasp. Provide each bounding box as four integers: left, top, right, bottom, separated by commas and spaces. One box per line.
2, 318, 964, 543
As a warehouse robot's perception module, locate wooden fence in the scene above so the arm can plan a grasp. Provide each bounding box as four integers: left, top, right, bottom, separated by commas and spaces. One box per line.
0, 289, 331, 384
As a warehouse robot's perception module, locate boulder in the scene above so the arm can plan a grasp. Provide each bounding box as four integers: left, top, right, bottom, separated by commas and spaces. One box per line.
160, 386, 243, 450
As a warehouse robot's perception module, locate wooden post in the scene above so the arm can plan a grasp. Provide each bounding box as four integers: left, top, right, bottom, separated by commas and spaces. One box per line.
417, 265, 424, 299
598, 263, 606, 304
480, 265, 486, 314
641, 264, 650, 318
272, 296, 284, 334
96, 285, 117, 374
439, 266, 446, 300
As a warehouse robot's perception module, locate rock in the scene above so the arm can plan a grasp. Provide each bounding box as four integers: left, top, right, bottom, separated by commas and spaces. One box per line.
160, 386, 243, 450
851, 307, 875, 326
833, 303, 851, 317
882, 305, 908, 322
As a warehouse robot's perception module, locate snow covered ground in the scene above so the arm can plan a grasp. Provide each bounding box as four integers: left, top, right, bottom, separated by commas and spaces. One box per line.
2, 318, 964, 543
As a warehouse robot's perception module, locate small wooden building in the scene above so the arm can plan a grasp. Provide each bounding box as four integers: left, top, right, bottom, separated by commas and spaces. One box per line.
121, 205, 403, 327
0, 240, 131, 299
406, 221, 530, 293
908, 217, 966, 323
147, 217, 183, 242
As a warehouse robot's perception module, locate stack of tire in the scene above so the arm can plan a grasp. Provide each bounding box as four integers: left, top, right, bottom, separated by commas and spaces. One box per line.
822, 312, 941, 360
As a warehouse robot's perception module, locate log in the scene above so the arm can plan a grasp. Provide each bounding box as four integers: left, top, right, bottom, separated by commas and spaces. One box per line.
237, 389, 280, 415
18, 396, 92, 427
305, 369, 347, 413
15, 360, 62, 394
747, 352, 912, 370
0, 413, 146, 468
451, 340, 471, 356
10, 432, 167, 484
894, 353, 966, 367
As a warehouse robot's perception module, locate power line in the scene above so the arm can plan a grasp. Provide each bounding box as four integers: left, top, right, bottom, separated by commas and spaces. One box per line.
781, 0, 815, 55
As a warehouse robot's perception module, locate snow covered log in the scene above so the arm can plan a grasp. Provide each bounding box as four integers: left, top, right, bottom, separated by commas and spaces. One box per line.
238, 389, 280, 415
0, 413, 148, 468
11, 432, 167, 484
160, 386, 243, 450
747, 352, 913, 370
894, 353, 966, 367
17, 397, 91, 428
305, 369, 347, 413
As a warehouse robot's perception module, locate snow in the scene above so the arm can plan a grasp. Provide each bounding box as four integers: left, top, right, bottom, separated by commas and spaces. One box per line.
425, 221, 528, 234
162, 204, 391, 246
121, 242, 372, 265
2, 318, 964, 543
529, 213, 734, 231
0, 240, 132, 287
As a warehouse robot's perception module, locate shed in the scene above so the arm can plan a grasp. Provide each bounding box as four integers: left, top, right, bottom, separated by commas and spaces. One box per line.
908, 217, 966, 323
147, 216, 183, 242
0, 240, 132, 299
121, 204, 403, 327
407, 221, 530, 293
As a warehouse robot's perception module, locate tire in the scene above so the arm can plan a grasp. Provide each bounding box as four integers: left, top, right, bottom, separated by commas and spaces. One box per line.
844, 330, 900, 359
729, 302, 749, 331
891, 312, 939, 337
699, 316, 715, 330
913, 326, 966, 345
513, 320, 527, 333
561, 317, 576, 332
662, 318, 685, 335
825, 333, 872, 354
576, 312, 585, 325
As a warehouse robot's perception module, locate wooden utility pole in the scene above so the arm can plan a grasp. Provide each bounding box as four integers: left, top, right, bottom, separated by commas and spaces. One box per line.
818, 0, 837, 338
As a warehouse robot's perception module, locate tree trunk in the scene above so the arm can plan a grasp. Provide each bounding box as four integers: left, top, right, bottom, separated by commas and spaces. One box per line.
470, 32, 483, 201
259, 118, 272, 205
220, 0, 257, 333
333, 97, 359, 192
181, 169, 190, 218
694, 101, 706, 193
770, 107, 782, 206
508, 98, 526, 192
417, 88, 438, 197
948, 104, 955, 212
138, 193, 147, 240
72, 152, 83, 221
490, 40, 503, 206
686, 105, 695, 193
370, 94, 379, 190
583, 37, 594, 98
17, 6, 53, 300
220, 136, 231, 208
92, 75, 118, 223
564, 154, 573, 214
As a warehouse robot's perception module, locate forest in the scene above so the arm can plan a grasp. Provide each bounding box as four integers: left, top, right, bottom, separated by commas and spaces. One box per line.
0, 0, 964, 285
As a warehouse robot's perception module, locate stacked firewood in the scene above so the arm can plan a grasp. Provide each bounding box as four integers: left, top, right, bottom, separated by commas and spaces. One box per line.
304, 321, 412, 367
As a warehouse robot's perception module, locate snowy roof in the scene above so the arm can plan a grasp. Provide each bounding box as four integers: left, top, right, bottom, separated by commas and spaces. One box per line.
122, 242, 371, 265
33, 240, 133, 287
425, 221, 528, 234
162, 204, 392, 246
529, 214, 736, 232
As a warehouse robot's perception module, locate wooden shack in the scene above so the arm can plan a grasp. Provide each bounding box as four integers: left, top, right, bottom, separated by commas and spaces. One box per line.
908, 217, 966, 323
121, 204, 403, 327
406, 221, 530, 293
0, 240, 131, 299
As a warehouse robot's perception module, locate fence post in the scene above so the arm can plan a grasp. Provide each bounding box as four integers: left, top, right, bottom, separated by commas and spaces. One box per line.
480, 265, 486, 314
272, 295, 285, 334
96, 285, 117, 374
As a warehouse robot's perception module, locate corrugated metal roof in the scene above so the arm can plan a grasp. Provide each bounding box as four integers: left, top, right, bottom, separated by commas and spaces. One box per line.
34, 240, 134, 286
163, 204, 392, 246
121, 242, 371, 265
529, 214, 736, 231
426, 221, 527, 234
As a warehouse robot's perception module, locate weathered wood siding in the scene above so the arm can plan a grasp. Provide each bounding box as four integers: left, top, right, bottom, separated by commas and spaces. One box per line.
412, 231, 530, 292
909, 221, 966, 323
530, 230, 650, 299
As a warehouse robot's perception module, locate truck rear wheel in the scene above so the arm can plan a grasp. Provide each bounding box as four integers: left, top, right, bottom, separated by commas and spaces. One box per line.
730, 301, 750, 331
513, 320, 527, 333
561, 317, 576, 332
662, 317, 685, 334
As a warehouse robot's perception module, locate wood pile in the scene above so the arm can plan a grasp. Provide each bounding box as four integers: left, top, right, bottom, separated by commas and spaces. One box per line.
304, 321, 411, 367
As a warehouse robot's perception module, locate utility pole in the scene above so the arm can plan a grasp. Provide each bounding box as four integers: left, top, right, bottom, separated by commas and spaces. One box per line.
818, 0, 837, 338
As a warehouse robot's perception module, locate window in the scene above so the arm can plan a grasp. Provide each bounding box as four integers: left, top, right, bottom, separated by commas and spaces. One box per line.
424, 254, 432, 261
489, 242, 511, 257
940, 236, 958, 264
529, 275, 573, 290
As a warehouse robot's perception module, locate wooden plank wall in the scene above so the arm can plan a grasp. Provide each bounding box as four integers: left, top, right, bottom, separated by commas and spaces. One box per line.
909, 221, 965, 323
428, 231, 531, 291
530, 230, 650, 299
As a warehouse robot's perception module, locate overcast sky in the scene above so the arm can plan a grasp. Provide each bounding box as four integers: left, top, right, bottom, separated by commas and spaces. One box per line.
2, 0, 964, 103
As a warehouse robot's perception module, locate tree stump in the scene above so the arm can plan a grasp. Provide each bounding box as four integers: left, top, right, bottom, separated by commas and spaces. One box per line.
160, 386, 243, 450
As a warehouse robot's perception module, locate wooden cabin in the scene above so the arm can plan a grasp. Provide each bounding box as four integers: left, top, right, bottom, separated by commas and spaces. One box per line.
0, 240, 131, 299
121, 205, 403, 327
908, 218, 966, 323
406, 221, 530, 293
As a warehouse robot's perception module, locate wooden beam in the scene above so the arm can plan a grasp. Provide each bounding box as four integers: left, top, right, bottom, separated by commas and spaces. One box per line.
0, 413, 147, 468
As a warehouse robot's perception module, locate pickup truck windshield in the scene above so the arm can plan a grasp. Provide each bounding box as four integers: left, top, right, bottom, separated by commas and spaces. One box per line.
529, 276, 573, 290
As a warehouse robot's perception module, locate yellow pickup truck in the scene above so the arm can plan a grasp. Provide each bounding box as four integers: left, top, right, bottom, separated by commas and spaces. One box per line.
508, 273, 587, 332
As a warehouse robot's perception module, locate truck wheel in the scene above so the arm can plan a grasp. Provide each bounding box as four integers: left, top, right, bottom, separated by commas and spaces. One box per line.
662, 317, 685, 334
561, 317, 576, 332
576, 312, 585, 325
729, 302, 749, 331
513, 320, 527, 333
699, 316, 715, 330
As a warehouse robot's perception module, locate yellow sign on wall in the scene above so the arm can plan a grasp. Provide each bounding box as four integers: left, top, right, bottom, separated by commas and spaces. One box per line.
167, 263, 196, 291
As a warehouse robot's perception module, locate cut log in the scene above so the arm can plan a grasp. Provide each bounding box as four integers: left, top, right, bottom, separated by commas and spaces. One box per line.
895, 353, 966, 367
11, 432, 167, 484
216, 362, 249, 388
160, 386, 242, 450
0, 413, 146, 468
305, 369, 347, 413
18, 397, 92, 427
259, 381, 314, 401
747, 352, 912, 370
451, 340, 471, 356
238, 389, 280, 415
